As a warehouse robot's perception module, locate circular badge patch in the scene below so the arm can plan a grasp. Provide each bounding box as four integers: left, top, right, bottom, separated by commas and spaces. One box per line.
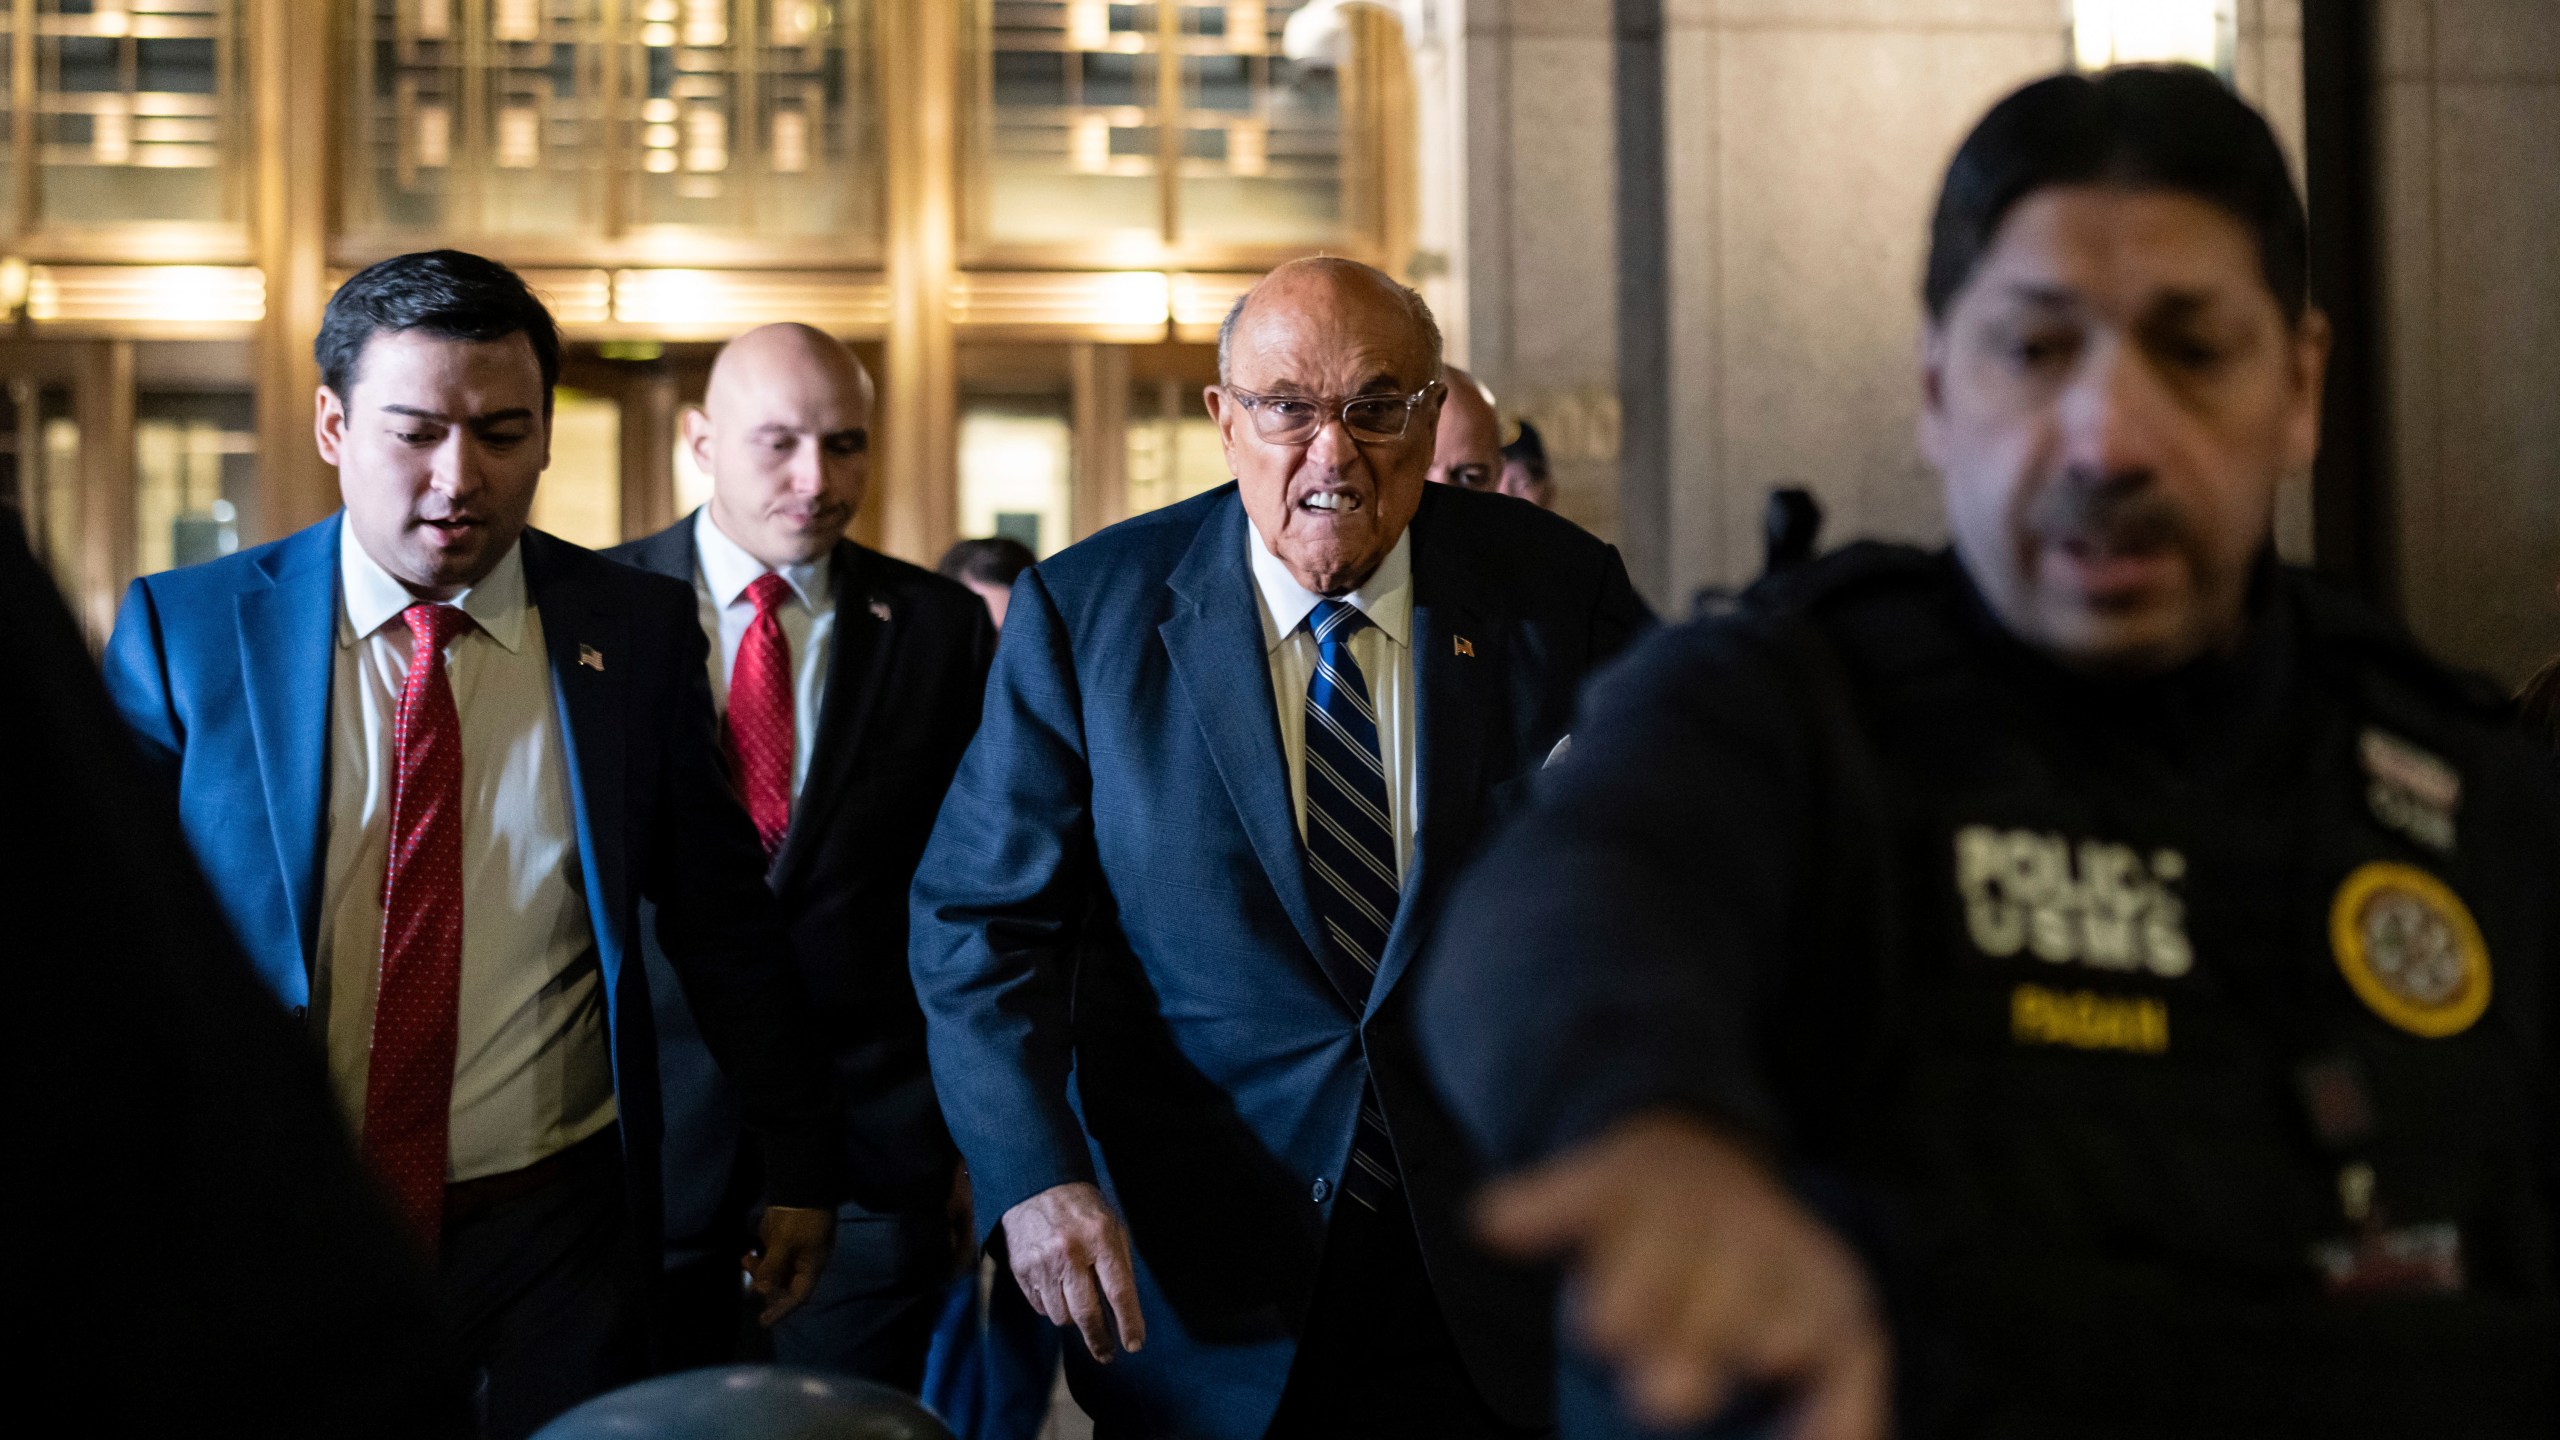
2329, 862, 2491, 1038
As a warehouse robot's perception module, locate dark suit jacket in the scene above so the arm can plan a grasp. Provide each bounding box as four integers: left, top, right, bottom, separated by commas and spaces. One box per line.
910, 483, 1653, 1437
609, 516, 995, 1244
3, 518, 467, 1438
99, 516, 843, 1262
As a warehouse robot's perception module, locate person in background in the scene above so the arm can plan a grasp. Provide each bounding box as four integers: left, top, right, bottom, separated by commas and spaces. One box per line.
1497, 421, 1556, 509
911, 256, 1652, 1439
1419, 67, 2560, 1440
610, 323, 995, 1392
1428, 363, 1503, 491
938, 535, 1038, 631
100, 251, 842, 1439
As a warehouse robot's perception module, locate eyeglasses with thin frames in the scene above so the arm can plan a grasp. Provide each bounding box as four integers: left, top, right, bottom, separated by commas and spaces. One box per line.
1219, 380, 1444, 446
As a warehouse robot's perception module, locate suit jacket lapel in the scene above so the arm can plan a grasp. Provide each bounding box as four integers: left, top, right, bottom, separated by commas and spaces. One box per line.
524, 531, 630, 987
1161, 495, 1335, 987
772, 540, 895, 890
1370, 506, 1500, 1010
235, 516, 343, 986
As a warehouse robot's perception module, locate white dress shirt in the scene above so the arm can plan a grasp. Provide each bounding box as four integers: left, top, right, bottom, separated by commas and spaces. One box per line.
312, 525, 616, 1184
1247, 521, 1418, 878
693, 505, 835, 798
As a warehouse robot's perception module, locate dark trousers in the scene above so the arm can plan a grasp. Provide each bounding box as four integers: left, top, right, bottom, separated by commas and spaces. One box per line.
656, 1201, 952, 1394
1264, 1190, 1540, 1440
436, 1137, 646, 1440
771, 1206, 954, 1388
924, 1258, 1064, 1440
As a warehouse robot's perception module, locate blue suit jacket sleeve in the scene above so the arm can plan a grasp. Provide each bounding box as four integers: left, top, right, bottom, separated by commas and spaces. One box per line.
909, 564, 1100, 1236
101, 576, 183, 784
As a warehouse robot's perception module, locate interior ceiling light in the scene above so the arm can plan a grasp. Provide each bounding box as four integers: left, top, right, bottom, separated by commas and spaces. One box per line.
2073, 0, 2235, 79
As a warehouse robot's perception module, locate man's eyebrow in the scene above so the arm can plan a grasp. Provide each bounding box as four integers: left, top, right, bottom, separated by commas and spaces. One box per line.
465, 407, 536, 427
380, 404, 449, 422
2144, 290, 2220, 321
1998, 284, 2082, 310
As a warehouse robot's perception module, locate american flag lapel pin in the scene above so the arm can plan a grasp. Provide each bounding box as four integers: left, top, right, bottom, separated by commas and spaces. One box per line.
868, 597, 892, 623
578, 643, 605, 672
1452, 635, 1476, 658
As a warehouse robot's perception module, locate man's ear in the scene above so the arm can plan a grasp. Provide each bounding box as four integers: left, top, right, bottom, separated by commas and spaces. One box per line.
680, 404, 714, 479
313, 385, 346, 468
1915, 324, 1952, 469
2285, 307, 2334, 472
1202, 384, 1243, 479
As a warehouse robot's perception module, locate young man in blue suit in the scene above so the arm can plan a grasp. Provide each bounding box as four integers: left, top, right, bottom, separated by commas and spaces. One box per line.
911, 257, 1654, 1438
99, 250, 842, 1439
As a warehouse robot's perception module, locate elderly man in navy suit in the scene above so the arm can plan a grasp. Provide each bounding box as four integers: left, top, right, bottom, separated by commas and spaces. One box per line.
100, 251, 841, 1438
911, 257, 1652, 1438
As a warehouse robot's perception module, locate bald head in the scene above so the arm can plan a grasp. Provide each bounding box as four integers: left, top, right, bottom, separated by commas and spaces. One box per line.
1217, 257, 1442, 386
1427, 364, 1500, 490
1207, 257, 1446, 596
691, 322, 874, 568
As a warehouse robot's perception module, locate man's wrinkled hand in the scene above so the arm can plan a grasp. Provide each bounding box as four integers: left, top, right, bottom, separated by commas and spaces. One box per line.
743, 1204, 836, 1328
1476, 1111, 1892, 1440
1003, 1181, 1147, 1363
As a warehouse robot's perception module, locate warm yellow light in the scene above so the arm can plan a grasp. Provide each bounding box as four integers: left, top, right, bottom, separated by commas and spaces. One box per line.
771, 109, 811, 174
492, 0, 541, 43
414, 104, 452, 168
1070, 114, 1111, 175
27, 265, 267, 325
641, 21, 677, 47
643, 98, 679, 124
1226, 121, 1267, 177
613, 269, 729, 327
1093, 272, 1173, 328
644, 123, 679, 149
2073, 0, 2232, 74
1066, 0, 1109, 51
494, 105, 541, 168
1227, 1, 1265, 54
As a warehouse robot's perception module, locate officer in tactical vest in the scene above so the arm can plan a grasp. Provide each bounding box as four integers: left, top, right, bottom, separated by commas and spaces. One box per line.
1416, 66, 2560, 1439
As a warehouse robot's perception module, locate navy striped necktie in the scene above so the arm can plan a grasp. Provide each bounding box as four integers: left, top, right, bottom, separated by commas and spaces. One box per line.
1301, 598, 1403, 1211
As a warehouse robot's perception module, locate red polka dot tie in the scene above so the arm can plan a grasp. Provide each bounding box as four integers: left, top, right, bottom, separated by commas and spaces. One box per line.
364, 601, 472, 1251
726, 572, 795, 859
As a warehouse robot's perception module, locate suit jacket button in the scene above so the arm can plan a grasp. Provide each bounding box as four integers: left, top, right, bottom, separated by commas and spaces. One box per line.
1311, 1178, 1331, 1203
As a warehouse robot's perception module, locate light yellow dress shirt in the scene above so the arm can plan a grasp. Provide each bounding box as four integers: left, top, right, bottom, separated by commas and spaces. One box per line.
1246, 522, 1418, 878
312, 525, 616, 1184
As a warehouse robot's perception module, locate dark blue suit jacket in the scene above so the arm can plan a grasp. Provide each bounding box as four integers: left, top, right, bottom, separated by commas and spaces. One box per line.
911, 483, 1652, 1437
99, 515, 842, 1257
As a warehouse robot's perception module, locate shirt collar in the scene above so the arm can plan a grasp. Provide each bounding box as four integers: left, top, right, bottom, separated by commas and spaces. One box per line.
337, 518, 528, 654
695, 504, 831, 613
1245, 518, 1413, 654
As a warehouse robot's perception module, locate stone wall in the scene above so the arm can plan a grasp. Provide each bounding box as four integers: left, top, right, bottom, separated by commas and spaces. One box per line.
2376, 0, 2560, 685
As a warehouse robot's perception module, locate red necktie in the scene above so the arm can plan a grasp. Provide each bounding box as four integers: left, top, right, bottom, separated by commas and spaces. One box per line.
363, 601, 472, 1250
726, 572, 795, 858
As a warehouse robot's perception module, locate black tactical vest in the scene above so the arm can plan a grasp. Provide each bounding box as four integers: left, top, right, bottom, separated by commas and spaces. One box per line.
1747, 545, 2560, 1438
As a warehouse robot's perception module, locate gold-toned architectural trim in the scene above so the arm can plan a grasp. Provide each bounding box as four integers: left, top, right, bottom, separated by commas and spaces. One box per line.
878, 0, 958, 563
1171, 271, 1258, 341
611, 268, 890, 333
951, 270, 1170, 338
27, 264, 266, 328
